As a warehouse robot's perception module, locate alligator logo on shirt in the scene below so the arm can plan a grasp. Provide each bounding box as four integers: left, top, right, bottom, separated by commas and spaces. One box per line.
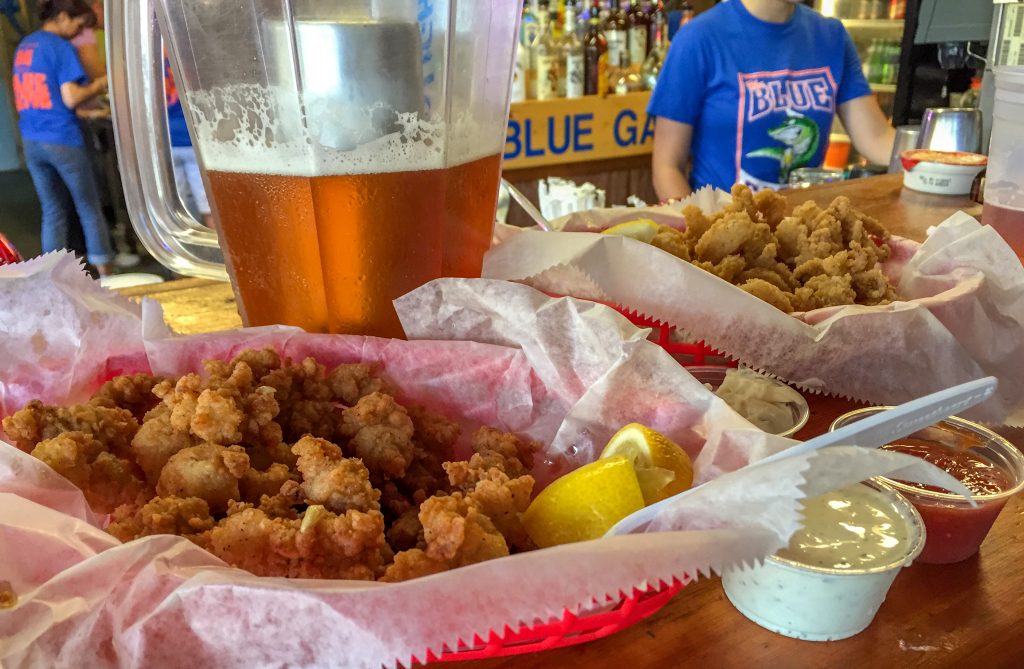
746, 112, 821, 184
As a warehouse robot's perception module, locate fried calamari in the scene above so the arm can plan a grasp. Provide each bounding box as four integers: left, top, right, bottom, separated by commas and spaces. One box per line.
651, 185, 896, 313
11, 348, 539, 583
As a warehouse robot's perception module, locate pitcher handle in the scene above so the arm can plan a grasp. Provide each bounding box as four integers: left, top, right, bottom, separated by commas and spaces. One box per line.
107, 0, 227, 280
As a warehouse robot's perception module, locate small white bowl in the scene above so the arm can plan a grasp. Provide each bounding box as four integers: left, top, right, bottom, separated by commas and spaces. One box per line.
722, 481, 925, 641
686, 366, 809, 438
901, 149, 986, 195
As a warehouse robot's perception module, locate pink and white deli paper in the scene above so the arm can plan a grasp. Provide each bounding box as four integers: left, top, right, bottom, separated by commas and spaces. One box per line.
485, 208, 1024, 426
0, 255, 965, 668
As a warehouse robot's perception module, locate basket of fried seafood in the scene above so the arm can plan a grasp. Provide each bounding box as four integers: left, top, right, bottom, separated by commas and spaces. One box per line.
486, 185, 1024, 426
0, 255, 959, 668
1, 346, 685, 663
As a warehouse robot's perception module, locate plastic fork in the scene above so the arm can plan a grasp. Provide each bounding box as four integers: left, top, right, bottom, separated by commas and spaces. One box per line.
502, 179, 551, 231
607, 376, 998, 536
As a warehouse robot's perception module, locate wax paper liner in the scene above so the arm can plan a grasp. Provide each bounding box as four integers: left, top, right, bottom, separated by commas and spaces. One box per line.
493, 187, 731, 244
0, 265, 968, 668
549, 186, 734, 232
0, 443, 965, 669
0, 252, 162, 415
484, 210, 1024, 426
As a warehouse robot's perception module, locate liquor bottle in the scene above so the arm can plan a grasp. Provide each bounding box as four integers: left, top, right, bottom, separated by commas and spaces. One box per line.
604, 0, 629, 68
574, 0, 588, 40
512, 2, 532, 101
522, 0, 542, 49
535, 10, 561, 100
627, 0, 650, 66
562, 2, 586, 98
511, 40, 528, 101
648, 0, 665, 52
678, 1, 694, 30
521, 0, 545, 99
584, 1, 608, 95
613, 68, 643, 95
641, 3, 668, 91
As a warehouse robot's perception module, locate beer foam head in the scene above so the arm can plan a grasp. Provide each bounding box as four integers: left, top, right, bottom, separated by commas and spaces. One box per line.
188, 84, 502, 176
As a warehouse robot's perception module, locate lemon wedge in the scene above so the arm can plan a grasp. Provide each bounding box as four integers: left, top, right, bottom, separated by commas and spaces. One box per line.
602, 219, 660, 243
600, 423, 694, 505
522, 455, 645, 548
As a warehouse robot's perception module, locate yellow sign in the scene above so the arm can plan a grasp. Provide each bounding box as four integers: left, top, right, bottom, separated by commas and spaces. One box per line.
503, 91, 655, 170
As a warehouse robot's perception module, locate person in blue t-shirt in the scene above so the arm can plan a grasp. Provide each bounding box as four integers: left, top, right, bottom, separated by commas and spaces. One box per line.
648, 0, 896, 198
12, 0, 114, 274
165, 59, 212, 226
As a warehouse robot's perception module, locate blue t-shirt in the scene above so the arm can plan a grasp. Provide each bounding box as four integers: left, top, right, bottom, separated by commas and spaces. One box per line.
165, 59, 191, 148
12, 31, 88, 146
649, 1, 872, 191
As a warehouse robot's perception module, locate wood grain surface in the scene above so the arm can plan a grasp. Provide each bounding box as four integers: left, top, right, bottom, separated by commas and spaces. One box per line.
782, 174, 984, 243
119, 277, 242, 334
457, 395, 1024, 669
124, 175, 1019, 668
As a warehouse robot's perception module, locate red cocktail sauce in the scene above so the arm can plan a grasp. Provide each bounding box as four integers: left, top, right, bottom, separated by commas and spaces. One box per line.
883, 438, 1014, 564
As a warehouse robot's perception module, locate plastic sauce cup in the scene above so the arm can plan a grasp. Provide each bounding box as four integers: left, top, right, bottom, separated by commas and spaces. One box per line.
686, 366, 810, 438
831, 408, 1024, 564
722, 481, 924, 641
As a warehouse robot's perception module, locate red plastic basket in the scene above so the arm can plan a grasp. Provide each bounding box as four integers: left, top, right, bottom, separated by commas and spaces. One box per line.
0, 232, 22, 266
547, 293, 737, 368
424, 577, 688, 664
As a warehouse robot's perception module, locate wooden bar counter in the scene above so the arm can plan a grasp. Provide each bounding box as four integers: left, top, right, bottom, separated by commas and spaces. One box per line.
121, 175, 1021, 669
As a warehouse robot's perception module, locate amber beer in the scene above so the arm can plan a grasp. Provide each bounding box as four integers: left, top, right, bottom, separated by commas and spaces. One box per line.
311, 153, 503, 339
443, 153, 504, 278
205, 170, 329, 332
983, 202, 1024, 265
206, 153, 501, 338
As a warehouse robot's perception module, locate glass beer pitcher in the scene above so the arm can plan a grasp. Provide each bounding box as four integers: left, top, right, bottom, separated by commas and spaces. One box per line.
107, 0, 520, 337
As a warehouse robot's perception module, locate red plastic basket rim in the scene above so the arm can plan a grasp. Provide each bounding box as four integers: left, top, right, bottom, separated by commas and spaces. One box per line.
423, 576, 689, 664
543, 292, 735, 367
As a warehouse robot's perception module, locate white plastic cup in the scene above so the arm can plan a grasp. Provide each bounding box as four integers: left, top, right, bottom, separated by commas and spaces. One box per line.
900, 149, 987, 195
983, 67, 1024, 257
721, 481, 925, 642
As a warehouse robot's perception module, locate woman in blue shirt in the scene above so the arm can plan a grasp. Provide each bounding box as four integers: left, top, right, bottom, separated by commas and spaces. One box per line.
12, 0, 114, 274
165, 60, 212, 226
649, 0, 896, 198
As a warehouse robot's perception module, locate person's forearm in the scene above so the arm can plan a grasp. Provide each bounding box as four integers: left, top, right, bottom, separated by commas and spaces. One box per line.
651, 118, 695, 201
653, 163, 692, 201
839, 97, 897, 166
62, 78, 106, 109
859, 125, 896, 166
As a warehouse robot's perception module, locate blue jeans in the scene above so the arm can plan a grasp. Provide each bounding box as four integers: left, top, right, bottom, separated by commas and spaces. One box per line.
24, 139, 115, 266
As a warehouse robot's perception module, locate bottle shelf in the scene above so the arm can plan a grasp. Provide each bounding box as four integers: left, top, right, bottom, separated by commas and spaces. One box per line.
841, 18, 905, 31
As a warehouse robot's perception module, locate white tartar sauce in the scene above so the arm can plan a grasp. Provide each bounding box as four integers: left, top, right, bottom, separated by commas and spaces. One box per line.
777, 484, 913, 570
